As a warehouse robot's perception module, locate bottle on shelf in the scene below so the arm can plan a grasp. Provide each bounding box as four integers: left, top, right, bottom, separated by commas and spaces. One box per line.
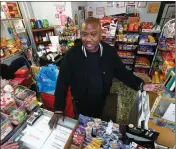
75, 11, 78, 25
42, 18, 49, 28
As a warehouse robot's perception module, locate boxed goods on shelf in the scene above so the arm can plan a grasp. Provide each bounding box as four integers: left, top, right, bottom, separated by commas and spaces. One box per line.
0, 112, 14, 140
135, 56, 150, 67
117, 51, 134, 58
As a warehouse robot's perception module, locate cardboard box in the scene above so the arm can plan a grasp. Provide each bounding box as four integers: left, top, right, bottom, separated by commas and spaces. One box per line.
64, 122, 84, 149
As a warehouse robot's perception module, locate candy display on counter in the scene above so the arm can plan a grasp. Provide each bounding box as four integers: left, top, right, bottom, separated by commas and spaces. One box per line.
139, 35, 156, 44
117, 34, 139, 43
0, 112, 14, 141
71, 115, 126, 149
135, 56, 150, 66
70, 115, 159, 149
117, 51, 134, 58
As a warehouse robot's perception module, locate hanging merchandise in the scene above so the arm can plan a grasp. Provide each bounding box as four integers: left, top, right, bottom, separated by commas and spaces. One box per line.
36, 64, 59, 94
75, 11, 78, 26
88, 7, 93, 17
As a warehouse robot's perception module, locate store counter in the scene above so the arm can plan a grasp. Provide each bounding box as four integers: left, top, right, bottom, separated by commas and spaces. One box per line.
8, 109, 77, 149
148, 120, 175, 148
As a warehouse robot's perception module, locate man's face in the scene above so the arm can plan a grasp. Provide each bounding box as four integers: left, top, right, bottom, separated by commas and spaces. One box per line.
81, 23, 101, 51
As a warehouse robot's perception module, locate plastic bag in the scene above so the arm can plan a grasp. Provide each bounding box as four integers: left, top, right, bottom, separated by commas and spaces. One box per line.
36, 64, 59, 94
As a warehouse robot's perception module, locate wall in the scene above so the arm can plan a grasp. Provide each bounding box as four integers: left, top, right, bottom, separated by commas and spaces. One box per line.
30, 2, 72, 26
86, 1, 161, 23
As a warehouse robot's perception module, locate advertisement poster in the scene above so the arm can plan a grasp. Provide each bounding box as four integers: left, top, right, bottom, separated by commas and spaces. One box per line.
60, 15, 67, 26
147, 3, 160, 13
56, 6, 65, 13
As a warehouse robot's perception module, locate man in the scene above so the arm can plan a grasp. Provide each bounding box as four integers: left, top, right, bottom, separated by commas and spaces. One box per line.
49, 17, 163, 129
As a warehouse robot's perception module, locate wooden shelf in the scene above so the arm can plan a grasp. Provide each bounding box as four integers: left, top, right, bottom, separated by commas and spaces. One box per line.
35, 40, 51, 44
32, 27, 54, 32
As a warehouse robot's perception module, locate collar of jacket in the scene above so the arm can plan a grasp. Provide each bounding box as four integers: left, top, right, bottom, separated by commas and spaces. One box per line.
82, 43, 103, 57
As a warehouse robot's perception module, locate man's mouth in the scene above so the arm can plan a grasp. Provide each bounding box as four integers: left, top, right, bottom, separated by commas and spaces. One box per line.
85, 43, 93, 48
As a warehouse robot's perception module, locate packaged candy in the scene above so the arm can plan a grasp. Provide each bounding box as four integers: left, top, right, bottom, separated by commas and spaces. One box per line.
140, 35, 148, 43
10, 109, 27, 125
148, 35, 155, 43
136, 56, 150, 66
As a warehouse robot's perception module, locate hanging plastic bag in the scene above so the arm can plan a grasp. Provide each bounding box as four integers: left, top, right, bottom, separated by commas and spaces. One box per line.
36, 64, 59, 94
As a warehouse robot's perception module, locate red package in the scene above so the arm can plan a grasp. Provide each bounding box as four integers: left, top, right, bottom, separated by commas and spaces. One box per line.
12, 76, 33, 87
15, 68, 30, 78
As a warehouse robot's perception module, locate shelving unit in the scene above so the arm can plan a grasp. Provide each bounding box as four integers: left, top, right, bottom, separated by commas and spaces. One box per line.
32, 27, 55, 47
32, 27, 54, 32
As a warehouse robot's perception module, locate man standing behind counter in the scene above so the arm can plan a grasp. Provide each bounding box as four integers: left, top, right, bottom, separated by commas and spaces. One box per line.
49, 17, 163, 129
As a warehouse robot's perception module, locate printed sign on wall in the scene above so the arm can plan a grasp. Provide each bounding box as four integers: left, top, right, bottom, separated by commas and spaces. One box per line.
60, 14, 67, 26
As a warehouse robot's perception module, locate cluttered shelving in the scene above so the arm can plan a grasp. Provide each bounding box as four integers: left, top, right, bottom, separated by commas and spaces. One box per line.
99, 15, 162, 75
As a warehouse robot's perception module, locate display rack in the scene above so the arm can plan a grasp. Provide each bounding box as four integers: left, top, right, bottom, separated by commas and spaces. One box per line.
135, 29, 161, 75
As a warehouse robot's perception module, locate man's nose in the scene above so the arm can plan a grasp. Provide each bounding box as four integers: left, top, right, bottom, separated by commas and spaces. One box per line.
85, 35, 92, 42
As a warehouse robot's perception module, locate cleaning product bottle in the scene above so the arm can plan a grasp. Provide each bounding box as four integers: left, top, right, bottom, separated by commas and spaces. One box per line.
36, 18, 43, 29
42, 18, 49, 28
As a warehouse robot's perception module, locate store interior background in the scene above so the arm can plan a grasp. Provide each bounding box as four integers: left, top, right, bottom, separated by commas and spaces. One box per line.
0, 1, 175, 148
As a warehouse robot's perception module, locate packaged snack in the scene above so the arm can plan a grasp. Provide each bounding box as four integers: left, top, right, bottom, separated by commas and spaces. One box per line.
148, 35, 156, 43
15, 67, 30, 78
0, 112, 14, 140
136, 56, 150, 66
140, 35, 148, 43
10, 109, 27, 125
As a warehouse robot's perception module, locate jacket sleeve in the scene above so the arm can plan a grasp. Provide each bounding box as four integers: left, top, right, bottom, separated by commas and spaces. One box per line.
112, 49, 144, 91
54, 51, 72, 111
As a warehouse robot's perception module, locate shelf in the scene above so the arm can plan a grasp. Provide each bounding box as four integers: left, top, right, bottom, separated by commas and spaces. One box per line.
118, 49, 136, 52
116, 41, 138, 44
123, 62, 134, 65
139, 42, 157, 46
137, 51, 154, 55
36, 40, 51, 44
1, 17, 23, 21
141, 29, 161, 34
0, 50, 24, 62
119, 55, 135, 59
123, 30, 139, 34
135, 65, 150, 68
32, 27, 54, 32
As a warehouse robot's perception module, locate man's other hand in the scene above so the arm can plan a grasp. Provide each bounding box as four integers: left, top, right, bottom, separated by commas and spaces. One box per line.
48, 113, 64, 129
143, 83, 164, 94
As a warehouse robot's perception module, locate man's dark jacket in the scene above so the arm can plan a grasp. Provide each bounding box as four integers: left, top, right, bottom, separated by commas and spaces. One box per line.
54, 42, 143, 111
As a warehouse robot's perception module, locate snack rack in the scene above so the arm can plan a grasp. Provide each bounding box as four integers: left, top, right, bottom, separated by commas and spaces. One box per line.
151, 19, 175, 74
135, 25, 161, 75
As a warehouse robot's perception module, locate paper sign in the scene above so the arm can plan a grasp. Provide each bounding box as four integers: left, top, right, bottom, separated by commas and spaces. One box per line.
162, 103, 175, 122
13, 20, 25, 33
56, 6, 65, 12
60, 15, 67, 26
41, 125, 71, 149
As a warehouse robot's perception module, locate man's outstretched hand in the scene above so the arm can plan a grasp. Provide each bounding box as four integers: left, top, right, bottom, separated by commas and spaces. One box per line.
143, 83, 164, 94
1, 142, 19, 149
48, 113, 64, 129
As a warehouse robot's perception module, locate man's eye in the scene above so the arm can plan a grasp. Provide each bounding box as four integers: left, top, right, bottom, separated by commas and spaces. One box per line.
82, 33, 87, 37
91, 33, 97, 36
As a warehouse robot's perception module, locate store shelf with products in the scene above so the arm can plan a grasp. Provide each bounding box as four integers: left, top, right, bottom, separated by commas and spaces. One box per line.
32, 27, 55, 32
